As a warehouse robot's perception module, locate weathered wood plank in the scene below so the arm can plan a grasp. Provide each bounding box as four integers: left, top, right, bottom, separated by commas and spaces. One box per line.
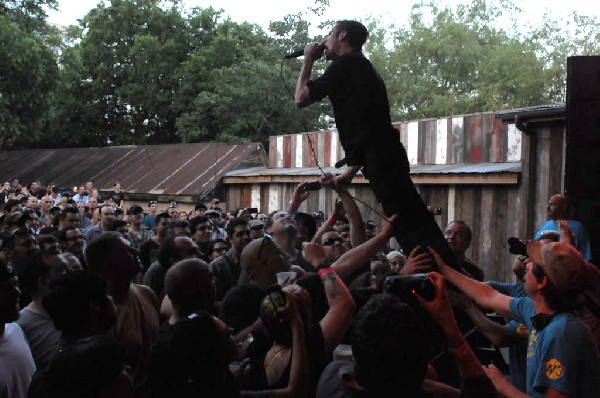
407, 122, 419, 165
323, 131, 331, 168
451, 117, 465, 164
490, 117, 504, 162
481, 115, 491, 163
424, 120, 437, 164
469, 114, 483, 163
436, 119, 448, 165
283, 135, 292, 168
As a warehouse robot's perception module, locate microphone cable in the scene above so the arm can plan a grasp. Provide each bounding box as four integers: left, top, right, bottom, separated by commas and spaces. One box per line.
279, 55, 390, 222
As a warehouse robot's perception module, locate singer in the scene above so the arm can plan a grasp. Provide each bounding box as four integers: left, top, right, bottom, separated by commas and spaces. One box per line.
294, 20, 459, 271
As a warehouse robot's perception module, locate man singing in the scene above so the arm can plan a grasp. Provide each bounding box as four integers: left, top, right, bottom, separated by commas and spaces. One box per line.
294, 20, 457, 269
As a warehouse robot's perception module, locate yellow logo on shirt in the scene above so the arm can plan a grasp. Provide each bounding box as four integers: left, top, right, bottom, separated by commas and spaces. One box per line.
545, 359, 565, 380
527, 330, 537, 358
516, 323, 528, 336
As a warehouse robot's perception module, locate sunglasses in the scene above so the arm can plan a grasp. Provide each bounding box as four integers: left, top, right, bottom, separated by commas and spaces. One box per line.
322, 237, 344, 246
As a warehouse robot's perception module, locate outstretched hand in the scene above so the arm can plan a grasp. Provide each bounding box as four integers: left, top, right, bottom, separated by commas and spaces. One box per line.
379, 213, 399, 239
302, 242, 326, 267
291, 182, 310, 205
400, 246, 433, 275
414, 272, 457, 329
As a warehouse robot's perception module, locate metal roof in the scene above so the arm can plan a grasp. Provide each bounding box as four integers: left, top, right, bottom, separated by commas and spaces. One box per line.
494, 104, 566, 120
0, 143, 266, 196
225, 162, 521, 178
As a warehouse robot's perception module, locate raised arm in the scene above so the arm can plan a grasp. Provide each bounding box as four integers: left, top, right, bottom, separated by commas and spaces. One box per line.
328, 214, 397, 280
429, 248, 512, 317
318, 268, 355, 354
287, 183, 310, 215
336, 185, 366, 248
295, 42, 324, 108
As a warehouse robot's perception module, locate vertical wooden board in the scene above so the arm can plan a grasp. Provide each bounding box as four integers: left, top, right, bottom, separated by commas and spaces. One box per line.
268, 137, 277, 168
251, 184, 261, 209
549, 125, 564, 196
432, 185, 449, 230
331, 130, 339, 166
481, 115, 491, 162
469, 114, 483, 163
491, 188, 511, 282
479, 187, 495, 278
436, 119, 448, 165
276, 136, 284, 168
268, 185, 280, 213
305, 132, 318, 167
451, 117, 465, 164
446, 119, 453, 164
407, 122, 419, 165
447, 185, 456, 223
294, 134, 303, 167
534, 127, 552, 230
400, 123, 409, 148
283, 135, 292, 168
506, 123, 522, 162
424, 120, 437, 164
323, 131, 332, 167
490, 117, 504, 162
260, 184, 270, 214
317, 132, 325, 167
417, 121, 427, 165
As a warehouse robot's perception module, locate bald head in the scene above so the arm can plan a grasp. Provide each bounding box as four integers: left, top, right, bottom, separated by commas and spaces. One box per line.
165, 258, 214, 316
547, 194, 569, 220
241, 238, 288, 291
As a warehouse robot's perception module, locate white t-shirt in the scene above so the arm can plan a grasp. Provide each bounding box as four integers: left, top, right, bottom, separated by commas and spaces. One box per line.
0, 323, 36, 398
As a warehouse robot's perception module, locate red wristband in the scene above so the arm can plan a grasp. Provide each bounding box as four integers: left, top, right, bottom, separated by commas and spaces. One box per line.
318, 267, 334, 277
289, 199, 298, 207
449, 339, 470, 359
327, 215, 335, 224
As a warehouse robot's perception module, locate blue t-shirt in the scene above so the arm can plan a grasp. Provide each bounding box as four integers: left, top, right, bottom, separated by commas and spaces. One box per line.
489, 281, 528, 392
509, 297, 600, 397
535, 220, 592, 260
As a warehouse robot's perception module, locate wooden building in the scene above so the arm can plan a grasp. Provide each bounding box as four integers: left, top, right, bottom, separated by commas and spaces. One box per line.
224, 105, 570, 282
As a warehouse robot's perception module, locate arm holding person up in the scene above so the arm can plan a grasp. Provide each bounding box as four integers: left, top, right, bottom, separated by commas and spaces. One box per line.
320, 173, 366, 247
415, 272, 498, 397
287, 182, 310, 215
428, 248, 512, 318
318, 267, 356, 354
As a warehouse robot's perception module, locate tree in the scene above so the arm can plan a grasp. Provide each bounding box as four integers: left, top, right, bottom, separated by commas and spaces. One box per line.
0, 1, 60, 149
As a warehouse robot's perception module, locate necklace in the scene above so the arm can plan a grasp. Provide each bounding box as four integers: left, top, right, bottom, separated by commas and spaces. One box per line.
265, 346, 290, 375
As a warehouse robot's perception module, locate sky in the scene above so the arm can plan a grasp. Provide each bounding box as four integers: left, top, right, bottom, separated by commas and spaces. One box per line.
47, 0, 600, 34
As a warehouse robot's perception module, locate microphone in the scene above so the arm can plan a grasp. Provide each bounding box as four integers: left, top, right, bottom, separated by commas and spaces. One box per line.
284, 45, 325, 60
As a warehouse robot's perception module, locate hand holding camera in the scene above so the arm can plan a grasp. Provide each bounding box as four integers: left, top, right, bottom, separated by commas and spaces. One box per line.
414, 272, 459, 331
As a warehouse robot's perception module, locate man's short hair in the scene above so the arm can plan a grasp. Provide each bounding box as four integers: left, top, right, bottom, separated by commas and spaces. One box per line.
226, 217, 248, 238
2, 227, 33, 251
155, 211, 171, 224
57, 225, 79, 242
20, 253, 50, 297
60, 206, 79, 219
194, 204, 207, 211
106, 219, 127, 232
190, 216, 209, 234
42, 271, 108, 334
85, 232, 122, 274
350, 294, 431, 393
335, 20, 369, 50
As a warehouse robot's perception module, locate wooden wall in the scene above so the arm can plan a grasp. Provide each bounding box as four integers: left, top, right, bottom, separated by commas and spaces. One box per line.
269, 113, 521, 168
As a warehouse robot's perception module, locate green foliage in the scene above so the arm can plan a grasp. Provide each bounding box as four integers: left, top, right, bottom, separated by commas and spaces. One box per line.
2, 0, 600, 148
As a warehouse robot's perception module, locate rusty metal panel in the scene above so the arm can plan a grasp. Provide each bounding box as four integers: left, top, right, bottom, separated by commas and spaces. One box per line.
469, 114, 483, 163
490, 117, 504, 162
283, 135, 292, 168
451, 117, 465, 164
0, 143, 265, 198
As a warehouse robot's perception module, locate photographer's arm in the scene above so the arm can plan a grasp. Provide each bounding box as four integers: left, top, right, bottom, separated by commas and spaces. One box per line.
287, 183, 309, 215
416, 273, 498, 397
429, 248, 512, 318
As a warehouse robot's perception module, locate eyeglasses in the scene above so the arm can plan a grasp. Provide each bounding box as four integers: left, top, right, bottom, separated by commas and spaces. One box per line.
212, 246, 228, 253
257, 235, 273, 261
322, 237, 344, 246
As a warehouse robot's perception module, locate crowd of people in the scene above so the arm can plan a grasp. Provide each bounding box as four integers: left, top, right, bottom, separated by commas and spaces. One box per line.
0, 173, 598, 398
1, 17, 599, 398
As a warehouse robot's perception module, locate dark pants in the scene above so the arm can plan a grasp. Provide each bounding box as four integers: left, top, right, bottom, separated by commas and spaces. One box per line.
363, 141, 459, 271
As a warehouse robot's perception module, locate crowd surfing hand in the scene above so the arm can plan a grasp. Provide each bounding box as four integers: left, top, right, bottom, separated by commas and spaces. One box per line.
400, 246, 433, 275
302, 242, 326, 268
413, 272, 458, 329
379, 213, 399, 239
291, 182, 310, 206
319, 172, 352, 192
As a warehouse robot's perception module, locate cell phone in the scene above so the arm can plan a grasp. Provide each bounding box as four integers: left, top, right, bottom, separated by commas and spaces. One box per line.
267, 284, 287, 309
507, 237, 527, 257
302, 181, 322, 192
383, 274, 436, 302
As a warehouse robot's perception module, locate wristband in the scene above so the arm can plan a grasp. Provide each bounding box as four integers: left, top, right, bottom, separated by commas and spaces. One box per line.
318, 267, 334, 277
327, 215, 335, 224
289, 199, 299, 208
448, 339, 470, 359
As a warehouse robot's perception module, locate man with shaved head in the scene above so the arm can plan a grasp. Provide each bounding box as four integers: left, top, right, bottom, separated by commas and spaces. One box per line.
535, 194, 591, 260
163, 258, 215, 323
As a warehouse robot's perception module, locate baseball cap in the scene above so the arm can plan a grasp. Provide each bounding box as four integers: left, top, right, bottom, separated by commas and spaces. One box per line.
538, 230, 560, 242
526, 240, 593, 291
211, 198, 220, 204
249, 220, 265, 230
127, 205, 143, 215
204, 210, 220, 217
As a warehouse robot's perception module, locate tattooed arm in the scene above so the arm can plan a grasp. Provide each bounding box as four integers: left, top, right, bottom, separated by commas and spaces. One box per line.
319, 269, 356, 354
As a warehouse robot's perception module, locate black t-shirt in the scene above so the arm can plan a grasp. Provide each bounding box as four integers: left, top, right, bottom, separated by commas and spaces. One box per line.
139, 239, 159, 271
108, 190, 125, 204
307, 51, 399, 166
